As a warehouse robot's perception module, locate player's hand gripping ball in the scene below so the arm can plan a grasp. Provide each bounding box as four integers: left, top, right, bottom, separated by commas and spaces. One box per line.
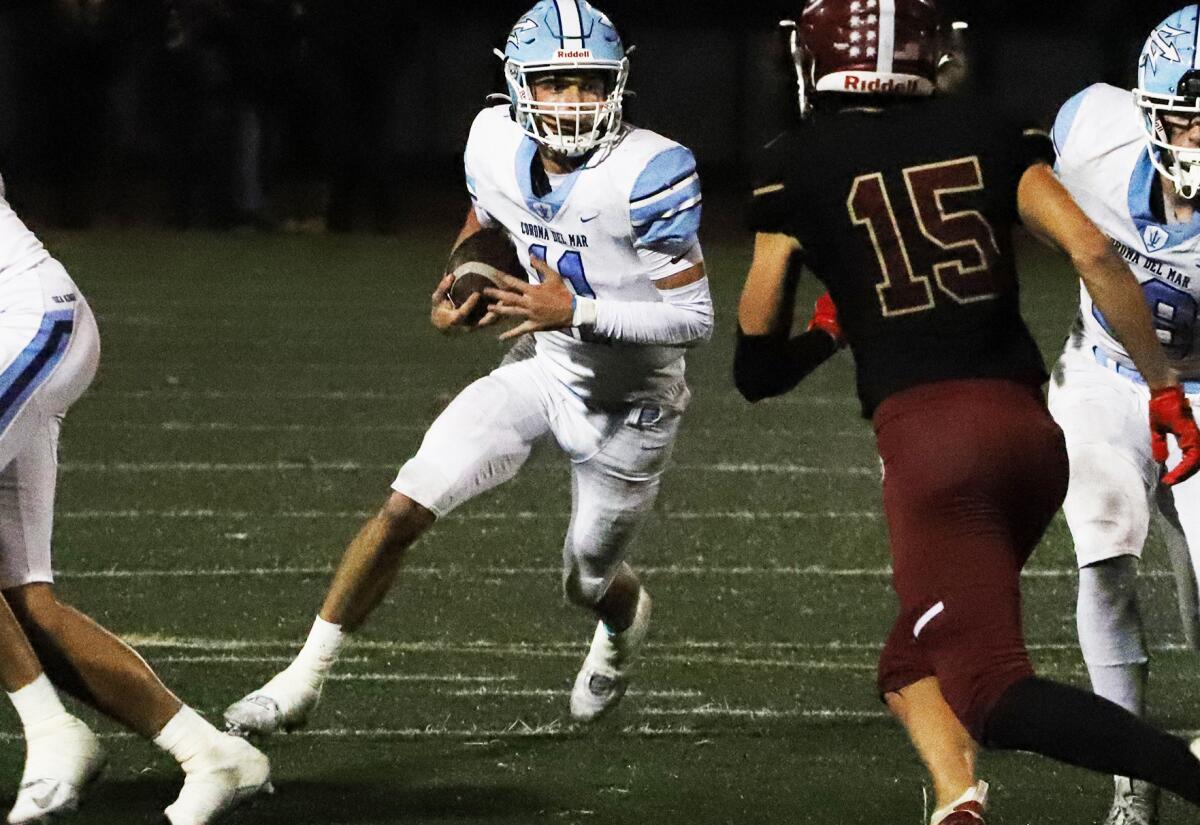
444, 228, 527, 325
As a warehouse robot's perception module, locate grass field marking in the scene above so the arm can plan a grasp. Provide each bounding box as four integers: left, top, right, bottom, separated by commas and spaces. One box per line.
121, 634, 1190, 661
441, 687, 704, 699
57, 508, 884, 521
154, 654, 369, 665
0, 723, 1196, 741
72, 421, 875, 440
653, 654, 877, 671
55, 563, 1179, 581
57, 460, 881, 476
326, 673, 519, 684
0, 722, 705, 741
639, 705, 889, 720
91, 388, 859, 406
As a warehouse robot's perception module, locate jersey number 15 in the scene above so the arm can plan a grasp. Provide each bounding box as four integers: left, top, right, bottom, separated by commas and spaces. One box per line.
848, 156, 1001, 317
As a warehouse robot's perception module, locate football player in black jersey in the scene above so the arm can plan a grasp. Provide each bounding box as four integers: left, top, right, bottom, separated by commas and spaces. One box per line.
735, 2, 1200, 822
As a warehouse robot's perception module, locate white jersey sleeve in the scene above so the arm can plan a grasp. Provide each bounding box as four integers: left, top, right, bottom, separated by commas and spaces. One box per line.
628, 143, 703, 266
463, 109, 502, 229
0, 194, 48, 286
1053, 84, 1200, 380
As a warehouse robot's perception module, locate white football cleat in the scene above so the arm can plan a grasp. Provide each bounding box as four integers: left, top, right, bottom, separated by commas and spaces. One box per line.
8, 713, 105, 824
1101, 777, 1159, 825
164, 733, 272, 825
223, 668, 320, 736
570, 588, 652, 723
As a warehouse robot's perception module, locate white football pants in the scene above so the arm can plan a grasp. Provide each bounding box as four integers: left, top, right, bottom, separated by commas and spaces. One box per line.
0, 258, 100, 588
392, 356, 688, 606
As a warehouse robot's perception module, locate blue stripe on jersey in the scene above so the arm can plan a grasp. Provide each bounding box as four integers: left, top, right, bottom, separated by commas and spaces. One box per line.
514, 137, 584, 223
0, 309, 74, 434
1127, 148, 1200, 250
630, 146, 701, 252
630, 146, 697, 205
630, 177, 701, 226
465, 173, 478, 197
1052, 86, 1090, 159
633, 200, 702, 253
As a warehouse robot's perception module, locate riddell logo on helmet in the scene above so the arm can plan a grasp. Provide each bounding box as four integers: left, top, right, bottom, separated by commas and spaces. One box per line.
556, 49, 593, 59
843, 75, 921, 93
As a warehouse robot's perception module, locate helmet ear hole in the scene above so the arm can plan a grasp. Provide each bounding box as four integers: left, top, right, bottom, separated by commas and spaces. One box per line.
1178, 70, 1200, 99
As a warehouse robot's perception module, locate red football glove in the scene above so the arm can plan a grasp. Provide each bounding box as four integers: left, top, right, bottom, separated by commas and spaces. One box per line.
1149, 385, 1200, 486
806, 292, 845, 347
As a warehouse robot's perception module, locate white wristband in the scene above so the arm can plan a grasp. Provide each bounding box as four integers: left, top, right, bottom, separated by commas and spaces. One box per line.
572, 296, 598, 328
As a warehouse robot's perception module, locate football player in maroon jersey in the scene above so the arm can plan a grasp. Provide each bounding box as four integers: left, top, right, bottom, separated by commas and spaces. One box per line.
735, 1, 1200, 822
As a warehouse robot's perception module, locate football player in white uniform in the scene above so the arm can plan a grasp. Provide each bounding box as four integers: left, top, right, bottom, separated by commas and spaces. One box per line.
224, 0, 712, 734
1048, 6, 1200, 823
0, 192, 270, 824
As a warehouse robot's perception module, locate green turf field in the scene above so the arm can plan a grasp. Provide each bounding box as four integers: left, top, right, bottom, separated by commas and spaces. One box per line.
2, 228, 1196, 824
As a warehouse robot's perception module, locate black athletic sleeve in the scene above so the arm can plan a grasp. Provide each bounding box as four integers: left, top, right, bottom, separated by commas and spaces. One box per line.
747, 133, 799, 236
1015, 126, 1055, 171
733, 326, 839, 403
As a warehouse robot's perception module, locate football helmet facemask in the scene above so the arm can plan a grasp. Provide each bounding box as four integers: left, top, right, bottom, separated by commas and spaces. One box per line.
1136, 5, 1200, 200
496, 0, 629, 159
784, 0, 943, 117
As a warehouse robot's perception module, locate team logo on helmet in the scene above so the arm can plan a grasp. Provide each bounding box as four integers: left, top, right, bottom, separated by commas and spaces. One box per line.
508, 18, 539, 47
1140, 21, 1189, 76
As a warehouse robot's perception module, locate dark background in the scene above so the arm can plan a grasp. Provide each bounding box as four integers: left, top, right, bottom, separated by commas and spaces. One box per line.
0, 0, 1190, 231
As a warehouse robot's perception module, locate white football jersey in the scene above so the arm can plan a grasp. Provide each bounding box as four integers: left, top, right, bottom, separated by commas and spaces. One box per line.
1054, 83, 1200, 379
464, 105, 703, 406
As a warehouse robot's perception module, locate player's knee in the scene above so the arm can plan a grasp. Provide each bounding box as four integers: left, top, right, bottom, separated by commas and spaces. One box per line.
1064, 448, 1149, 560
562, 564, 607, 609
917, 591, 1034, 740
377, 492, 436, 543
939, 658, 1033, 742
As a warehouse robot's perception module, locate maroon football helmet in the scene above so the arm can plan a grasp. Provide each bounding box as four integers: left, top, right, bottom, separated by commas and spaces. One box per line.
785, 0, 942, 114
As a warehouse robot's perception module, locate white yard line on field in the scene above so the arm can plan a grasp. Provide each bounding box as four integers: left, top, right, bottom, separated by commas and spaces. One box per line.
0, 723, 1193, 742
57, 460, 880, 476
57, 509, 884, 521
120, 635, 1194, 657
72, 421, 875, 439
55, 563, 1164, 581
92, 389, 856, 405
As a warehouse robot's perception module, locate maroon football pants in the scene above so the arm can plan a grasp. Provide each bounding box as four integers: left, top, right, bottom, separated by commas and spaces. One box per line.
873, 378, 1069, 742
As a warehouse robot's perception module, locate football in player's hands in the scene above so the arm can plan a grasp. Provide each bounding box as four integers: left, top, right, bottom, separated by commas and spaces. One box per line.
445, 228, 526, 324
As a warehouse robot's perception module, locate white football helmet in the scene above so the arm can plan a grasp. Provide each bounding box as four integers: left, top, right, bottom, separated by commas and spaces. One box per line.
495, 0, 629, 158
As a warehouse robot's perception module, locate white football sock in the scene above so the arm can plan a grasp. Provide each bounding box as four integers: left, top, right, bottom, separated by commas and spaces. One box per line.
1087, 662, 1147, 716
290, 615, 346, 682
8, 674, 67, 730
1077, 557, 1147, 715
153, 706, 224, 768
930, 780, 987, 825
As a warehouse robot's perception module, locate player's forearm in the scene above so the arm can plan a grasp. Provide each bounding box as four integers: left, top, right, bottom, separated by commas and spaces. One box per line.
737, 233, 803, 336
1017, 163, 1176, 389
1079, 253, 1175, 390
733, 327, 838, 402
573, 279, 714, 346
